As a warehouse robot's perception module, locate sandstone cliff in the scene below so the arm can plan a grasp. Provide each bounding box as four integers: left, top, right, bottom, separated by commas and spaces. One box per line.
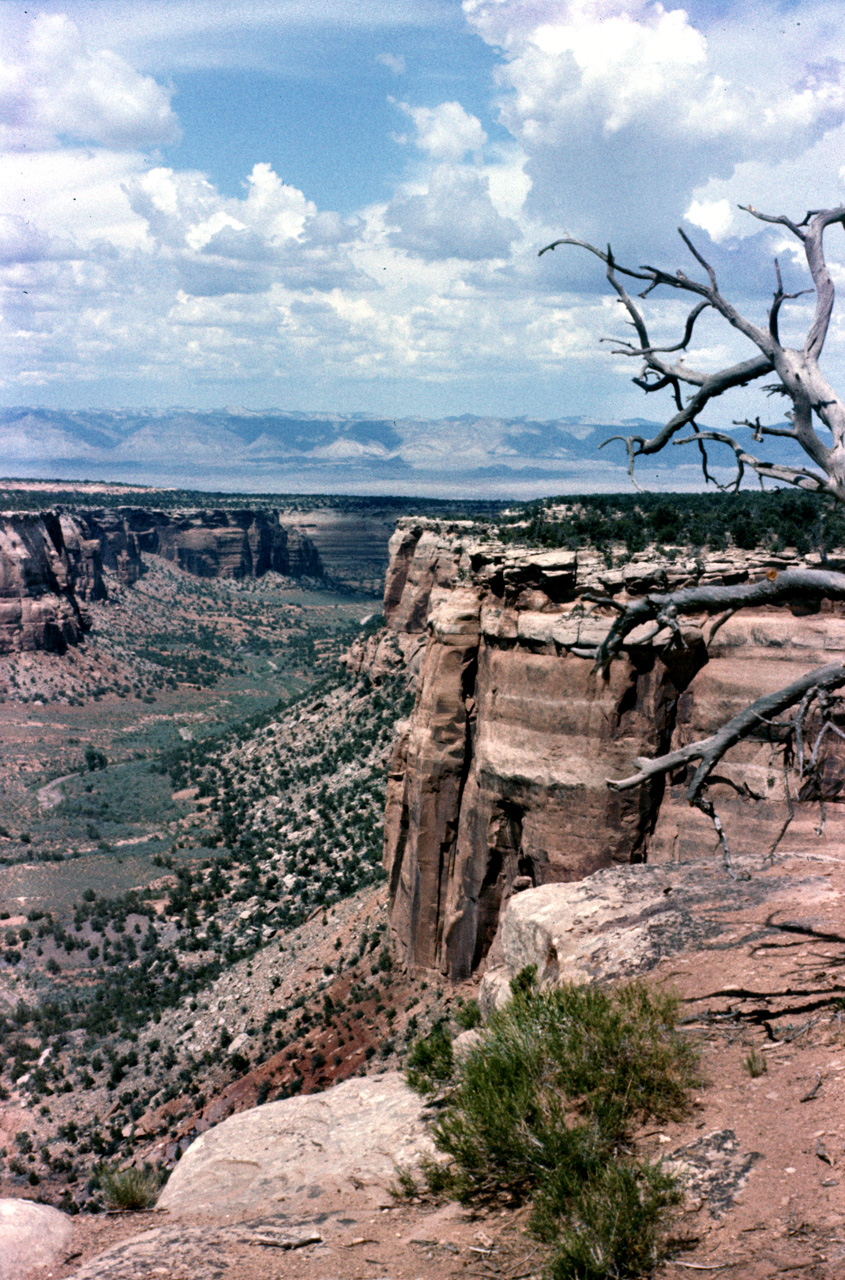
0, 512, 93, 653
277, 508, 400, 595
0, 507, 323, 653
380, 520, 845, 980
114, 507, 322, 580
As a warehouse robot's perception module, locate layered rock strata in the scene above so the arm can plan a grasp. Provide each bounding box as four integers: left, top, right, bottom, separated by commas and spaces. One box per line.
0, 507, 323, 652
113, 508, 322, 580
0, 512, 93, 653
277, 508, 401, 595
381, 520, 845, 980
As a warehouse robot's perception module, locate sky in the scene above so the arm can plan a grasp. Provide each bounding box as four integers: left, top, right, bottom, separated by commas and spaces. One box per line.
3, 0, 845, 432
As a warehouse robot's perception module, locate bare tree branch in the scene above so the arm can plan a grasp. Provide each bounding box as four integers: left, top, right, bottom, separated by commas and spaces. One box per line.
540, 206, 845, 497
540, 206, 845, 869
595, 568, 845, 671
607, 662, 845, 797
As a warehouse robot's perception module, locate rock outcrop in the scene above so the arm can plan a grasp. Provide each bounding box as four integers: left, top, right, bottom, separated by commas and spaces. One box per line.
118, 507, 322, 580
66, 509, 144, 587
476, 861, 833, 1012
0, 512, 93, 653
0, 1198, 72, 1280
277, 507, 400, 595
0, 507, 323, 652
380, 520, 845, 980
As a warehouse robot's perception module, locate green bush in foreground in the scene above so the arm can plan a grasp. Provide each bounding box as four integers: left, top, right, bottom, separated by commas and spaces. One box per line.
408, 972, 699, 1280
97, 1163, 161, 1211
405, 1017, 454, 1092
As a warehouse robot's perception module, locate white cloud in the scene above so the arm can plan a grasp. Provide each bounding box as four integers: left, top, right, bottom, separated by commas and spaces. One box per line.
49, 0, 455, 73
398, 101, 488, 161
377, 52, 406, 74
463, 0, 845, 255
0, 12, 179, 151
0, 215, 79, 266
386, 166, 519, 260
684, 198, 734, 241
6, 0, 845, 422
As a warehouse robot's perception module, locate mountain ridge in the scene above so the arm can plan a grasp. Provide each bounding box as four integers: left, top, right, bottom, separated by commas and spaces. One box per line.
0, 406, 754, 497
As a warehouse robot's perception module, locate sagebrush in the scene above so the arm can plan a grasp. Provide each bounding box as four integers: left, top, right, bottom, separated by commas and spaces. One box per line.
407, 972, 699, 1279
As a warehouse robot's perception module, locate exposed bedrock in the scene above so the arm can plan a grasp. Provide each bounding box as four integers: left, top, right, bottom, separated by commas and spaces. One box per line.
61, 509, 142, 589
0, 507, 323, 652
277, 508, 399, 596
115, 508, 323, 580
0, 512, 92, 653
380, 520, 845, 980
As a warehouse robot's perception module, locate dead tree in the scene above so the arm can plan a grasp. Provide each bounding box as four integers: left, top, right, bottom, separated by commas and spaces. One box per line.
540, 206, 845, 870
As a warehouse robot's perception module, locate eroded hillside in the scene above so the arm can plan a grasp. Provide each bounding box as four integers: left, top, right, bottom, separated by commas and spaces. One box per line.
0, 544, 462, 1212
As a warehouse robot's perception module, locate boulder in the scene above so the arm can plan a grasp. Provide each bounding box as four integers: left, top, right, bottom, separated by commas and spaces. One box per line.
0, 1198, 72, 1280
156, 1072, 435, 1218
477, 861, 830, 1014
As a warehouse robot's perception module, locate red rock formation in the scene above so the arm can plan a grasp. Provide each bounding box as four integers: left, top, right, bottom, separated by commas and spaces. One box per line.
380, 521, 845, 980
117, 508, 323, 580
279, 508, 401, 596
68, 510, 143, 587
0, 506, 323, 653
0, 513, 90, 653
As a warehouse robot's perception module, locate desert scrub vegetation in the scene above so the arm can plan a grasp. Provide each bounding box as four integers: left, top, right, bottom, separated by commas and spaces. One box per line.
407, 970, 700, 1280
96, 1162, 162, 1210
498, 488, 845, 559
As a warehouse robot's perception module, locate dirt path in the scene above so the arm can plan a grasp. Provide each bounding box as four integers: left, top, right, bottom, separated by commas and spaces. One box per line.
36, 772, 78, 810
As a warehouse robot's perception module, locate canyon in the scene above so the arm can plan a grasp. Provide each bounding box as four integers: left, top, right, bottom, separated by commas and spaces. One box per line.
6, 493, 845, 1278
0, 507, 323, 654
376, 519, 845, 980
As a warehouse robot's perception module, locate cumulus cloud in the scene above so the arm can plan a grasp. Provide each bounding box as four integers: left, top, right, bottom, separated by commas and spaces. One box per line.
123, 164, 371, 297
0, 215, 80, 266
386, 166, 519, 260
6, 0, 845, 417
397, 100, 488, 160
0, 12, 179, 151
463, 0, 845, 255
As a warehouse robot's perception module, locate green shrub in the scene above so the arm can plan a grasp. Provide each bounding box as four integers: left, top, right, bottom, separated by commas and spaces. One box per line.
97, 1163, 161, 1210
405, 1018, 454, 1093
454, 998, 482, 1030
414, 977, 699, 1279
539, 1159, 684, 1280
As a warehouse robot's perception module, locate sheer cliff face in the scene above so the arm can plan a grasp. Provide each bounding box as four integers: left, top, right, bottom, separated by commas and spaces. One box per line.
118, 509, 322, 580
381, 522, 845, 980
0, 508, 323, 653
0, 513, 93, 653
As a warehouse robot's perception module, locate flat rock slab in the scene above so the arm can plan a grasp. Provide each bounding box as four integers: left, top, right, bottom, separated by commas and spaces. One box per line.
479, 860, 834, 1011
0, 1197, 73, 1280
67, 1219, 326, 1280
156, 1072, 435, 1218
668, 1128, 763, 1218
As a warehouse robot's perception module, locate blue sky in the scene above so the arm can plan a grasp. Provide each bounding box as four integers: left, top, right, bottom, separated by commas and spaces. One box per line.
3, 0, 845, 428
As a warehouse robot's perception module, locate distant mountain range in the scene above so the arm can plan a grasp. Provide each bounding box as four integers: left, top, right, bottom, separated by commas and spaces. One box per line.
0, 406, 792, 498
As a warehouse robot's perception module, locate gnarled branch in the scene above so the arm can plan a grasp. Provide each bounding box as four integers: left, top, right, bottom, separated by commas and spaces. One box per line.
540, 206, 845, 499
595, 567, 845, 672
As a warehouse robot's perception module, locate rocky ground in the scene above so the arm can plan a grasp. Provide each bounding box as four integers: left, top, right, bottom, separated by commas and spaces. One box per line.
7, 841, 845, 1279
